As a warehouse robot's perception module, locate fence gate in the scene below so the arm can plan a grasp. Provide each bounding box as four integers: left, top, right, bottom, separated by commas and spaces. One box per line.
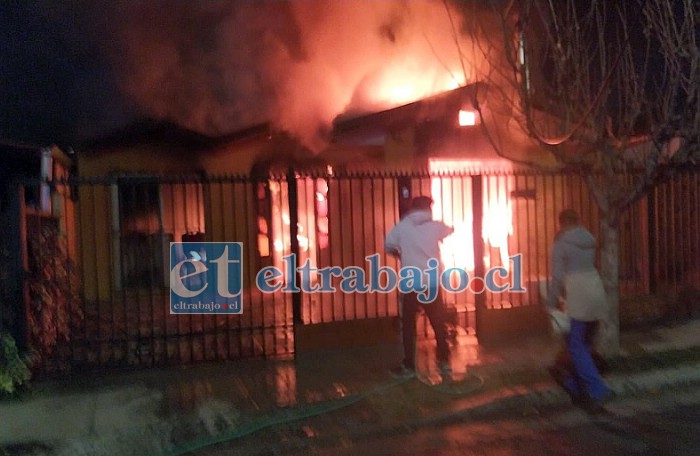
286, 170, 596, 347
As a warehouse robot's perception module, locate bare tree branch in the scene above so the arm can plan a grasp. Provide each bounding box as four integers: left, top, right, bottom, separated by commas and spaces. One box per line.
452, 0, 700, 353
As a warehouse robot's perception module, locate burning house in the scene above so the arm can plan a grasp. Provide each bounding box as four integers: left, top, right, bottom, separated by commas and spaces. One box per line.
70, 81, 601, 364
14, 1, 698, 371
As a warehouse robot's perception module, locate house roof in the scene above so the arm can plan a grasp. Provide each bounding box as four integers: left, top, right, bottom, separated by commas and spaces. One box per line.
240, 83, 491, 173
84, 84, 483, 152
82, 119, 274, 152
78, 83, 500, 174
331, 83, 481, 145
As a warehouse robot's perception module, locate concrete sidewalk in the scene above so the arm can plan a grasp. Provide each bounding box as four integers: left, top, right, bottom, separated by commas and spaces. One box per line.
2, 319, 700, 456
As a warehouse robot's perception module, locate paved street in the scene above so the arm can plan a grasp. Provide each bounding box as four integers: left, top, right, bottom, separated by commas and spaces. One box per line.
2, 320, 700, 456
201, 383, 700, 456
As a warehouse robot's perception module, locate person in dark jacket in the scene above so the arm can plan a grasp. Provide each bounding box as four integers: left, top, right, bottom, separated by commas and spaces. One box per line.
546, 209, 613, 408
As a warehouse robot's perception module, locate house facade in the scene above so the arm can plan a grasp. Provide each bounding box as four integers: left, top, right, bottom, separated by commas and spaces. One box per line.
18, 85, 697, 371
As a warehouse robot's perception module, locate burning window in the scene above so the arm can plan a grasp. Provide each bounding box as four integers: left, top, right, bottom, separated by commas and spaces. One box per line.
458, 110, 479, 127
256, 177, 329, 283
116, 180, 167, 288
315, 178, 329, 250
114, 179, 205, 289
429, 159, 514, 273
256, 182, 272, 259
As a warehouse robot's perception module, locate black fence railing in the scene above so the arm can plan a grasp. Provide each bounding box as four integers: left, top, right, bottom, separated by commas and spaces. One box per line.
18, 168, 700, 372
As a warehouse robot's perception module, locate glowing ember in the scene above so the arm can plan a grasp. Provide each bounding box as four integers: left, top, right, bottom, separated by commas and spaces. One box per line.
458, 110, 477, 126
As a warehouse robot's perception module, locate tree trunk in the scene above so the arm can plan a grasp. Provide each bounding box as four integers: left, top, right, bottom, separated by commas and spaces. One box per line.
597, 212, 620, 355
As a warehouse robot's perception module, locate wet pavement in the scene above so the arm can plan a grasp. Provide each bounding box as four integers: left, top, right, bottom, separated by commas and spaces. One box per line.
1, 319, 700, 456
276, 386, 700, 456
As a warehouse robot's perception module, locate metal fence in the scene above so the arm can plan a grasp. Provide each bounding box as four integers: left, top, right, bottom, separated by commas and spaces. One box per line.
19, 168, 700, 372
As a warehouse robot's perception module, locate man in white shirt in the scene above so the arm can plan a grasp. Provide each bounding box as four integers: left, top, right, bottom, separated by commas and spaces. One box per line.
385, 196, 454, 377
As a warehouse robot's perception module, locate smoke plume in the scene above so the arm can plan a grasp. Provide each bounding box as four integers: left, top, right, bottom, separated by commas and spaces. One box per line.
91, 1, 481, 151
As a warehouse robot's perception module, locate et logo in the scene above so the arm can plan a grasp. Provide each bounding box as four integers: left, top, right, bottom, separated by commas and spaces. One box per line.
169, 242, 243, 314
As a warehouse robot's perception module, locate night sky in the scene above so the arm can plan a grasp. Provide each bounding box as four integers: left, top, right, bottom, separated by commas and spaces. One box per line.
0, 1, 138, 147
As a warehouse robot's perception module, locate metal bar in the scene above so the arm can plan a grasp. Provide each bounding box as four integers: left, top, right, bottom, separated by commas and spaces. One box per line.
91, 184, 105, 365
16, 185, 30, 356
361, 177, 370, 319
287, 169, 302, 326
471, 175, 485, 337
695, 171, 700, 299
329, 176, 340, 322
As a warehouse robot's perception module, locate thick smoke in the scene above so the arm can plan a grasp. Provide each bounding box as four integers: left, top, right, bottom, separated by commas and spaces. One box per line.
99, 0, 478, 151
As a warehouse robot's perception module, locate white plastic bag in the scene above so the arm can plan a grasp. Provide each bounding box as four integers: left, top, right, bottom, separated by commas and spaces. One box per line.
549, 309, 571, 335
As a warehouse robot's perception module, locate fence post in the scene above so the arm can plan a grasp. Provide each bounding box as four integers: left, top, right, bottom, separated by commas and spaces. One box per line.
287, 168, 303, 325
647, 187, 657, 294
471, 175, 486, 338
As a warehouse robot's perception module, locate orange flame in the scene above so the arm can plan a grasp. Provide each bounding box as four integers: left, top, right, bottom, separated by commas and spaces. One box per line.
429, 159, 513, 272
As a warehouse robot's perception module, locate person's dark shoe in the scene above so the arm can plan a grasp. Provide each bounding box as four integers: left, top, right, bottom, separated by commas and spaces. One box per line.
592, 352, 611, 375
389, 364, 415, 379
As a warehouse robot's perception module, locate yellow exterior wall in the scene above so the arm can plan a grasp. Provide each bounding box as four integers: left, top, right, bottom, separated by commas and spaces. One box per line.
198, 139, 268, 175
77, 184, 113, 302
79, 145, 200, 178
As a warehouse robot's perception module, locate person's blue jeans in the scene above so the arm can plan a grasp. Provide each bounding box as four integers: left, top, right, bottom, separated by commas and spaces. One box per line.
562, 319, 611, 400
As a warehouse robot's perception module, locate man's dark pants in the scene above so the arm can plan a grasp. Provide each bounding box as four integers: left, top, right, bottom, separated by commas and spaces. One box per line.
400, 290, 450, 369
